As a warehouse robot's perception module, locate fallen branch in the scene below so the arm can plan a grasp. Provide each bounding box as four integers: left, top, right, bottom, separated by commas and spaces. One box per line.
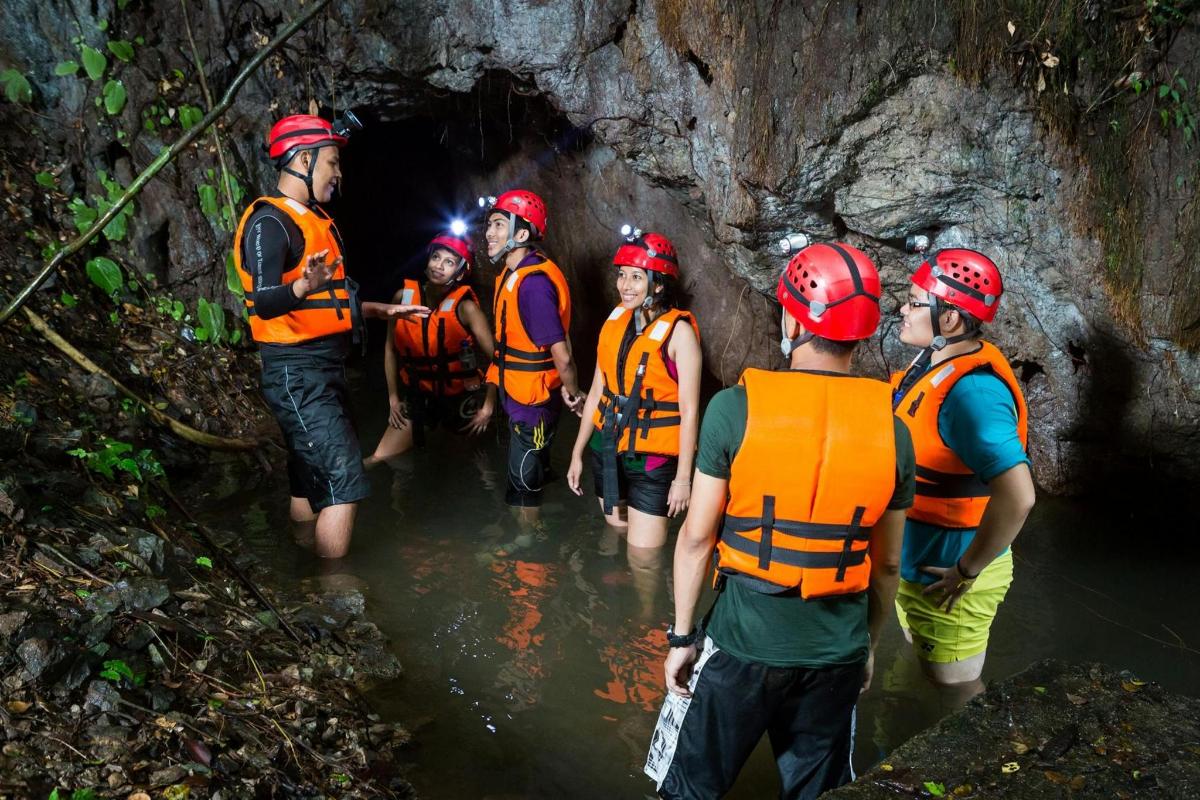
0, 0, 333, 325
22, 306, 259, 452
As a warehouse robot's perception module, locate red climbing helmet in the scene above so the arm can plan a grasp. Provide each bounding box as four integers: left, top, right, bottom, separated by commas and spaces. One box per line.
428, 231, 474, 279
488, 190, 548, 239
911, 248, 1002, 322
613, 230, 679, 278
266, 115, 347, 165
777, 242, 881, 340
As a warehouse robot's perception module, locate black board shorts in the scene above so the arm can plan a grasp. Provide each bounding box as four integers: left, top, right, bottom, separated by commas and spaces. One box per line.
590, 447, 676, 517
260, 348, 370, 512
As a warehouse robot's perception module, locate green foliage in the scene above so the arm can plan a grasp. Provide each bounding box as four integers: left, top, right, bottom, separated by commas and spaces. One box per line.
35, 171, 56, 188
99, 658, 145, 687
152, 295, 186, 321
80, 45, 107, 80
145, 504, 166, 519
54, 61, 80, 76
94, 170, 135, 241
106, 39, 135, 62
194, 297, 227, 344
226, 252, 244, 300
60, 291, 78, 308
67, 198, 97, 233
197, 183, 219, 219
0, 69, 33, 105
68, 437, 165, 482
923, 782, 946, 797
85, 256, 123, 297
178, 104, 204, 129
195, 556, 213, 569
102, 79, 126, 115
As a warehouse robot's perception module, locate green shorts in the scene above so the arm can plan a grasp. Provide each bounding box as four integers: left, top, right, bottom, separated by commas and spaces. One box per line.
895, 549, 1014, 663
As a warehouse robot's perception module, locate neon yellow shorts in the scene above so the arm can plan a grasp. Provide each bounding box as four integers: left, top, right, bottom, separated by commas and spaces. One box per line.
895, 549, 1014, 663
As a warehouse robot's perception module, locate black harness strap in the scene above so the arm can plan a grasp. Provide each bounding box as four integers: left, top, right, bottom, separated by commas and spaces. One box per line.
835, 506, 866, 582
758, 495, 776, 572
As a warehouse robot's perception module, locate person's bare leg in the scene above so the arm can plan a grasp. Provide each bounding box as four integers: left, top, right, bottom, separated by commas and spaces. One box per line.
918, 651, 987, 711
290, 495, 316, 550
313, 502, 357, 559
626, 507, 668, 549
364, 422, 414, 468
597, 498, 629, 530
626, 541, 664, 621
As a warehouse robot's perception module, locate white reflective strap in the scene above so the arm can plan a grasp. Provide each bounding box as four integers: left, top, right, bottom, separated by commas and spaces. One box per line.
930, 364, 956, 387
505, 271, 520, 292
608, 306, 627, 321
400, 288, 414, 305
440, 297, 456, 312
282, 197, 309, 216
648, 319, 671, 341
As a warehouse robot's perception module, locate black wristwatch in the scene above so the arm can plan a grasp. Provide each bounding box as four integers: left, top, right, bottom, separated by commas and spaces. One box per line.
666, 624, 699, 648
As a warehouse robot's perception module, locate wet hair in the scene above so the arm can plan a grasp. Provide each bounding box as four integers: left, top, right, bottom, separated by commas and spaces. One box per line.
809, 336, 860, 357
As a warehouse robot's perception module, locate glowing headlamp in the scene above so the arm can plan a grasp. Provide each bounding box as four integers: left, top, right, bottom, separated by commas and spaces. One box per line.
477, 195, 497, 209
620, 224, 643, 241
449, 218, 467, 237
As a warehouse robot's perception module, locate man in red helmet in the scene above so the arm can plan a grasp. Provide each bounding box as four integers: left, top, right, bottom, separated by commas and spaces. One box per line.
890, 248, 1035, 706
234, 114, 429, 559
646, 242, 915, 798
482, 189, 583, 522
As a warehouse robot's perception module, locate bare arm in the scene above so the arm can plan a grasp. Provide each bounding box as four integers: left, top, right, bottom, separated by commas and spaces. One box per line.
668, 322, 703, 483
570, 364, 606, 460
550, 339, 580, 397
458, 298, 496, 364
923, 463, 1035, 608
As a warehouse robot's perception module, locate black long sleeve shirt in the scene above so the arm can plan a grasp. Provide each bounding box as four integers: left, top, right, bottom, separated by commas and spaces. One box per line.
240, 194, 306, 321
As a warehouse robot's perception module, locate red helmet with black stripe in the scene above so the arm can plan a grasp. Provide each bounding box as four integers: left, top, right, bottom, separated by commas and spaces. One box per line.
777, 242, 881, 341
613, 231, 679, 278
912, 248, 1002, 322
267, 115, 347, 166
489, 190, 548, 239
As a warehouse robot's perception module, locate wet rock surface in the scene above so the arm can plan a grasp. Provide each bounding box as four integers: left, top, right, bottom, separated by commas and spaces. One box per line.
828, 659, 1200, 799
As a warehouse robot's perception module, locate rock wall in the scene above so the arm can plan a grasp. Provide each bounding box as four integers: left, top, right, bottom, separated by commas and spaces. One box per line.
2, 0, 1197, 494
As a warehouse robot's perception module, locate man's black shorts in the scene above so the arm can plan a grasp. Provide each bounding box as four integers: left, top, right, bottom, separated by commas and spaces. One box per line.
590, 447, 676, 517
409, 388, 486, 433
505, 418, 557, 508
260, 349, 370, 512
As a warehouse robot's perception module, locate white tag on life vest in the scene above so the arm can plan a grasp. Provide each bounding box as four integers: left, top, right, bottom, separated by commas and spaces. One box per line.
440, 297, 456, 312
400, 288, 414, 305
930, 364, 957, 387
505, 271, 520, 292
608, 306, 626, 321
648, 320, 671, 342
282, 197, 309, 216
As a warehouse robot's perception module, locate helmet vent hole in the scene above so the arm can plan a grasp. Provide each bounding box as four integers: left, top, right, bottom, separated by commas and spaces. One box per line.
802, 270, 809, 278
809, 280, 818, 289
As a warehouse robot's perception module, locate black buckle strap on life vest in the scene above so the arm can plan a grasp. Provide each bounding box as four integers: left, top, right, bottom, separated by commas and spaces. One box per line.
721, 515, 873, 541
914, 465, 992, 498
758, 495, 775, 571
495, 299, 509, 403
345, 276, 364, 350
836, 506, 866, 583
720, 529, 869, 569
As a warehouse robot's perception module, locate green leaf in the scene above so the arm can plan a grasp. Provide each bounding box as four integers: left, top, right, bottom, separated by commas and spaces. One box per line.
0, 69, 33, 105
195, 556, 213, 569
135, 36, 144, 45
923, 782, 946, 797
49, 789, 60, 800
230, 328, 242, 345
108, 310, 119, 325
103, 79, 126, 115
1179, 77, 1189, 91
107, 39, 135, 62
86, 256, 124, 296
1159, 84, 1170, 99
68, 198, 98, 232
55, 60, 80, 76
35, 171, 56, 187
178, 103, 204, 129
197, 183, 219, 218
226, 252, 244, 297
60, 292, 78, 308
98, 20, 109, 32
194, 326, 210, 342
197, 297, 226, 345
80, 45, 107, 80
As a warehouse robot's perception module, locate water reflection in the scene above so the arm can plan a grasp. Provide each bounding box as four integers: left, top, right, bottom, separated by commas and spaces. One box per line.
197, 408, 1200, 799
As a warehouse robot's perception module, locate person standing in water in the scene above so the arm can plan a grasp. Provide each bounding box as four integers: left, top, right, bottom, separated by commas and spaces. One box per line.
890, 247, 1035, 706
646, 240, 913, 799
482, 189, 584, 523
366, 227, 497, 465
567, 227, 702, 615
233, 114, 429, 559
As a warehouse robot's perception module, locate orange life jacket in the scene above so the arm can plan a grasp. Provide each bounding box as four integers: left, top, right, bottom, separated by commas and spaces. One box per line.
592, 306, 698, 457
392, 280, 483, 397
234, 195, 355, 345
890, 341, 1029, 529
716, 369, 896, 598
484, 255, 572, 406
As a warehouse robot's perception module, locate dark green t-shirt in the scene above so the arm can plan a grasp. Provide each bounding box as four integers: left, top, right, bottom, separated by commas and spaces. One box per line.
699, 376, 916, 668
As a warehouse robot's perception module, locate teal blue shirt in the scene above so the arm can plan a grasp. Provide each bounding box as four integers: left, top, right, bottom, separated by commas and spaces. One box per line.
901, 371, 1030, 585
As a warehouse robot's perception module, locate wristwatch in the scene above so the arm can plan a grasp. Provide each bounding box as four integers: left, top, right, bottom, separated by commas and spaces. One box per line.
666, 624, 699, 648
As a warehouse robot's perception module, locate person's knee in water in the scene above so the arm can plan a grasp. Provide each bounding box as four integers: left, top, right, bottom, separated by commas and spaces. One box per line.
566, 228, 703, 553
646, 240, 914, 798
479, 189, 584, 514
890, 246, 1036, 700
367, 227, 497, 468
232, 113, 430, 558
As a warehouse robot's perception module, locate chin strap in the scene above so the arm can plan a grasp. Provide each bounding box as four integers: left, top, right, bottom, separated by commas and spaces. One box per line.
927, 295, 972, 351
779, 311, 814, 357
282, 152, 319, 205
489, 211, 526, 265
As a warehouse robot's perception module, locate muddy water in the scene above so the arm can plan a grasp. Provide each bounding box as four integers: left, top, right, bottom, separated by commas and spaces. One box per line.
198, 369, 1200, 799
